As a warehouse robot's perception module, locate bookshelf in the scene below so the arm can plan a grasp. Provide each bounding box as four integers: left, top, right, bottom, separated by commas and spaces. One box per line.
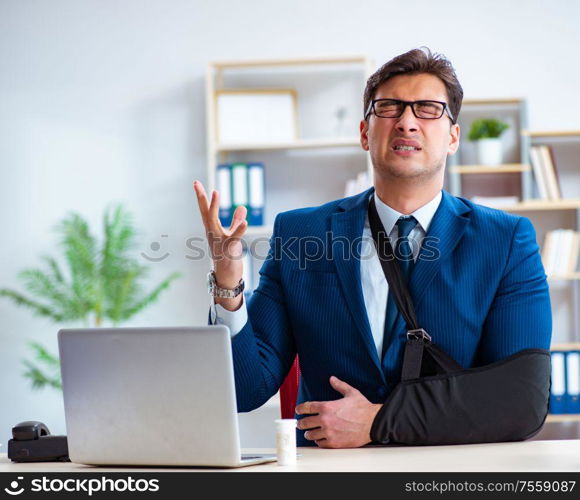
447, 98, 532, 202
545, 414, 580, 423
449, 164, 530, 175
521, 131, 580, 349
216, 136, 363, 152
447, 104, 580, 429
548, 273, 580, 281
447, 103, 580, 341
523, 130, 580, 138
206, 55, 374, 291
499, 199, 580, 211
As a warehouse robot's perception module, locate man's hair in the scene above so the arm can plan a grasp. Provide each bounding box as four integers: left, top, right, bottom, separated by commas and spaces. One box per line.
363, 46, 463, 124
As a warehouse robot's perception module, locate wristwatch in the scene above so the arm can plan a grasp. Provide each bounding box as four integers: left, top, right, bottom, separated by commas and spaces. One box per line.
207, 271, 245, 298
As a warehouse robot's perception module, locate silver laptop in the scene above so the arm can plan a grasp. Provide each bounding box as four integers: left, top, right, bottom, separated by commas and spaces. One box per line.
58, 326, 276, 467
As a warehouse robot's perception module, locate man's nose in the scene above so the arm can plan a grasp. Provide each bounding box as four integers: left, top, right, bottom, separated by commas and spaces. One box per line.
395, 105, 419, 133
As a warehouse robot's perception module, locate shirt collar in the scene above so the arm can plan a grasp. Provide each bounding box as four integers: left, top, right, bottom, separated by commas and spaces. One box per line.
373, 190, 442, 235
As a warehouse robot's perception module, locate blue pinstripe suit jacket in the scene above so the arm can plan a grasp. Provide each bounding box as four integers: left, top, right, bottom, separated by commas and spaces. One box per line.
231, 187, 552, 444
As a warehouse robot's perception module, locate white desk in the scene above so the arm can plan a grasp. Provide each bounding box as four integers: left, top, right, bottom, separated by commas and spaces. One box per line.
1, 440, 579, 472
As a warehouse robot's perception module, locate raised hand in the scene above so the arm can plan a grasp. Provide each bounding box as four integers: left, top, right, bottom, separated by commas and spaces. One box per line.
193, 180, 248, 310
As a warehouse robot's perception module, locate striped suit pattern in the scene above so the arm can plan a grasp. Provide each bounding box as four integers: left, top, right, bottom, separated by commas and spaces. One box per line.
230, 187, 552, 445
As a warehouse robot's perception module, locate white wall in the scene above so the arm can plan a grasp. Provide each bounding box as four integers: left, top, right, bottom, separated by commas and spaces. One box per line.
1, 0, 579, 449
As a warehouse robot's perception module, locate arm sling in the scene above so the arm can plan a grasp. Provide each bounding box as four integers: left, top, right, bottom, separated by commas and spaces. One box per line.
367, 196, 551, 445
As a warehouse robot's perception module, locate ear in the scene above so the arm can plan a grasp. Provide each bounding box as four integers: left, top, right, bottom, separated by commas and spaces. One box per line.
447, 123, 460, 156
360, 119, 370, 151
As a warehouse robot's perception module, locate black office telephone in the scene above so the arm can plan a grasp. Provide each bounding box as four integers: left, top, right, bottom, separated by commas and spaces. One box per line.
8, 421, 69, 462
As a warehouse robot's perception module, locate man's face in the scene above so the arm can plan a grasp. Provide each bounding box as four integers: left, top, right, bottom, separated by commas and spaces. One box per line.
360, 73, 460, 181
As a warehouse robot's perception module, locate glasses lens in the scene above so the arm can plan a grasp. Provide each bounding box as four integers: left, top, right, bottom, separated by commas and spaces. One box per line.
415, 101, 444, 118
374, 100, 403, 117
373, 100, 445, 119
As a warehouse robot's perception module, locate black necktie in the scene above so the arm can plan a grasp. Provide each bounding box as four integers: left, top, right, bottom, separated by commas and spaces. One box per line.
382, 216, 418, 357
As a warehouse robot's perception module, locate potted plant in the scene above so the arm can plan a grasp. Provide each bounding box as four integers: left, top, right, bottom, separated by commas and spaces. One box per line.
0, 204, 181, 390
467, 118, 510, 166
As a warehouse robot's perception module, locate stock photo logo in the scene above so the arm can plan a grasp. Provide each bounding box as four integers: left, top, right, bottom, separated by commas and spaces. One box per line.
141, 234, 170, 262
3, 476, 160, 496
4, 476, 25, 496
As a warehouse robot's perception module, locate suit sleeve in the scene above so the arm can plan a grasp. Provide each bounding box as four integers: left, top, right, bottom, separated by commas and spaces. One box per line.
229, 214, 297, 412
477, 216, 552, 363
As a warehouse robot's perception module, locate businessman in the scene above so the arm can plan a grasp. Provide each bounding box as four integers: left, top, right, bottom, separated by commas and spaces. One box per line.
193, 47, 551, 448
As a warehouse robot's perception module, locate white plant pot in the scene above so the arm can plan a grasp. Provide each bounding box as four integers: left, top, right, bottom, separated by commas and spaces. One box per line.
476, 138, 503, 166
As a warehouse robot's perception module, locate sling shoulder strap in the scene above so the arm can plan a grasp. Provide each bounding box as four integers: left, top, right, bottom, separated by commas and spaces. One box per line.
367, 195, 462, 379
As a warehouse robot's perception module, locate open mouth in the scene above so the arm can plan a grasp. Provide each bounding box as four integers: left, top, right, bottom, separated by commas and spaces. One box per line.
392, 145, 422, 154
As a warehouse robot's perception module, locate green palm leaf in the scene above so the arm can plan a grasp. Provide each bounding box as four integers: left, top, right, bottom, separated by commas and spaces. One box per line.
23, 342, 62, 390
1, 202, 181, 391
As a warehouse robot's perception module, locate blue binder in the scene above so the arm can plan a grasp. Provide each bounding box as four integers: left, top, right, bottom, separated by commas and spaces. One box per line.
549, 351, 566, 414
565, 351, 580, 414
231, 163, 249, 221
247, 162, 265, 226
216, 164, 233, 227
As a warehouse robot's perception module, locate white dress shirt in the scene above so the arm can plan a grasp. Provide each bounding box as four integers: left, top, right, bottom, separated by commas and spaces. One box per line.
210, 190, 443, 357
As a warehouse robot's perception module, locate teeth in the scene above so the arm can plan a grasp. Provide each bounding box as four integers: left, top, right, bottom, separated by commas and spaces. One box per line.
394, 145, 420, 151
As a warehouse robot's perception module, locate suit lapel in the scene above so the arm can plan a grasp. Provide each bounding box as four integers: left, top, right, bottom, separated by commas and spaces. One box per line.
331, 188, 383, 376
409, 190, 471, 309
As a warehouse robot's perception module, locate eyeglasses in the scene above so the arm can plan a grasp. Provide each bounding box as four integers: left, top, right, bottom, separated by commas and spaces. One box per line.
365, 98, 455, 123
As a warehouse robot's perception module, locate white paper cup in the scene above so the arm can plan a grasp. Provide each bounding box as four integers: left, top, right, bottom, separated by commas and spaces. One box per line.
275, 419, 297, 466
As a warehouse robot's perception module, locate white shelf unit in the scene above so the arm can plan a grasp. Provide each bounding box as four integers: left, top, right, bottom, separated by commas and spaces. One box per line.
206, 56, 374, 292
446, 99, 580, 345
519, 131, 580, 347
447, 98, 532, 201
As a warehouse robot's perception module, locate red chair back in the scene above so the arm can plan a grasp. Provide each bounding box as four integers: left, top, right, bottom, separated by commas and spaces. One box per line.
279, 356, 300, 418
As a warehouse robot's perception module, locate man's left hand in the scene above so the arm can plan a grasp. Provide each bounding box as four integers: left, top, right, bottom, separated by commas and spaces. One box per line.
295, 376, 382, 448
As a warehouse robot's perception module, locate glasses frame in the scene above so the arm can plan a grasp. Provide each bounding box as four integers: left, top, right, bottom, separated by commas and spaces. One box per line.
365, 98, 455, 123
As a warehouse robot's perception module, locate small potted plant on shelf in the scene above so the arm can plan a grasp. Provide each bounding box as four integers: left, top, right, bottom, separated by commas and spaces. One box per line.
467, 118, 510, 166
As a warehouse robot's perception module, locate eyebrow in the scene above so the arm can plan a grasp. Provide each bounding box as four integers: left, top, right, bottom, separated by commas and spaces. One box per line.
378, 97, 445, 102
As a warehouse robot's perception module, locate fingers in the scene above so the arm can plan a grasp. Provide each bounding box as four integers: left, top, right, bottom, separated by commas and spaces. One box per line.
230, 218, 248, 240
295, 401, 322, 415
192, 181, 210, 228
208, 189, 220, 227
229, 205, 248, 233
193, 180, 224, 236
329, 376, 357, 397
304, 428, 325, 442
296, 415, 321, 430
192, 180, 249, 251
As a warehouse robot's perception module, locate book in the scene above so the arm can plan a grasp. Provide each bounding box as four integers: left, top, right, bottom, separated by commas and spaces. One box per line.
231, 163, 249, 216
529, 146, 549, 200
247, 163, 265, 226
565, 351, 580, 414
539, 145, 562, 200
216, 164, 233, 227
567, 232, 580, 273
545, 145, 562, 197
550, 351, 567, 414
555, 230, 574, 276
542, 229, 575, 277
